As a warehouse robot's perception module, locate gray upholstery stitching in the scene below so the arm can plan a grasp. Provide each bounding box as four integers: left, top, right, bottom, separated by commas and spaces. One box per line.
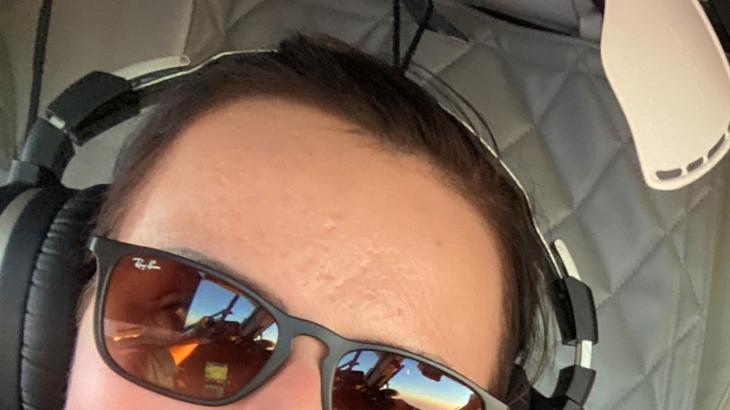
658, 183, 721, 409
430, 41, 477, 76
606, 316, 702, 410
180, 0, 197, 53
545, 142, 628, 232
545, 55, 631, 231
631, 171, 714, 409
353, 10, 396, 48
594, 183, 712, 407
632, 177, 696, 410
498, 50, 589, 154
582, 72, 630, 144
590, 184, 709, 406
660, 238, 688, 410
662, 196, 706, 310
595, 186, 713, 309
298, 0, 388, 20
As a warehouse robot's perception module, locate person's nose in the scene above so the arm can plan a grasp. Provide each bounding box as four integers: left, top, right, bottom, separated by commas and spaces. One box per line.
223, 336, 328, 410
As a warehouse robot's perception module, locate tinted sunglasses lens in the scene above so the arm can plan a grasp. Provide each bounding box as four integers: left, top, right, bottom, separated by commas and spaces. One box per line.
102, 254, 279, 400
333, 350, 484, 410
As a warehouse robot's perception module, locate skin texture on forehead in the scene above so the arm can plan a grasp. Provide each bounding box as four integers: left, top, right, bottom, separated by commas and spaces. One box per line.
66, 97, 506, 408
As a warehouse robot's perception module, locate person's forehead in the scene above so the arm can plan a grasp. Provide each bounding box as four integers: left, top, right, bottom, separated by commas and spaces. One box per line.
116, 97, 506, 386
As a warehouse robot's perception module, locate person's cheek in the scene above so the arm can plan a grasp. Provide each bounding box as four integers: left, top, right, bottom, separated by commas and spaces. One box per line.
65, 300, 190, 409
231, 354, 323, 410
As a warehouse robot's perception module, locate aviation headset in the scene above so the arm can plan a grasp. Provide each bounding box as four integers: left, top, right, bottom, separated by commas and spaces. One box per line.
0, 35, 598, 410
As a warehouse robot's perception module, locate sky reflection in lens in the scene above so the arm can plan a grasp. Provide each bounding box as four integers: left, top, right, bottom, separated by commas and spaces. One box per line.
183, 276, 279, 342
335, 350, 482, 410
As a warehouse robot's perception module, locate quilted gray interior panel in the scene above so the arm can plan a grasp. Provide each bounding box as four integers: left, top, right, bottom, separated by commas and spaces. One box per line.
0, 31, 14, 172
468, 0, 604, 39
696, 192, 730, 410
35, 0, 730, 408
0, 0, 38, 171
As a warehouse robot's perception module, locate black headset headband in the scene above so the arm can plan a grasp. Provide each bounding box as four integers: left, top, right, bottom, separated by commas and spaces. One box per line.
7, 50, 598, 409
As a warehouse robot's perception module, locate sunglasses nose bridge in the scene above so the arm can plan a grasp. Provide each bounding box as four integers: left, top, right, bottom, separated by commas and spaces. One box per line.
283, 316, 348, 356
281, 319, 343, 410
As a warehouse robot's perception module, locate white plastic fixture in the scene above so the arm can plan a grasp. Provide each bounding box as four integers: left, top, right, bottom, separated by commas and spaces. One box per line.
602, 0, 730, 190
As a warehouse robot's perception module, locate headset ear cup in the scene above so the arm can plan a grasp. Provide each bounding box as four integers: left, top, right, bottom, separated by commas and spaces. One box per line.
0, 183, 38, 215
20, 185, 107, 410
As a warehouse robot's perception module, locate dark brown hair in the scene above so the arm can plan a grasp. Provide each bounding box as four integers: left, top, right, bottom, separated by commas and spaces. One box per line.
91, 33, 551, 400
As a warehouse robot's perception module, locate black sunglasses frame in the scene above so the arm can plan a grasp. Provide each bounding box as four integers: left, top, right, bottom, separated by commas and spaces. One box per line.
88, 235, 508, 410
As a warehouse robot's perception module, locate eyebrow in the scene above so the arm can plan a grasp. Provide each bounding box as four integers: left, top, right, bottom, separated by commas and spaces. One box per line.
165, 246, 290, 312
166, 247, 454, 370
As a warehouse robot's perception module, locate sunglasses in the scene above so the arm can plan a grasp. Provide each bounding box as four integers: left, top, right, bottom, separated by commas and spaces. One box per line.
88, 236, 508, 409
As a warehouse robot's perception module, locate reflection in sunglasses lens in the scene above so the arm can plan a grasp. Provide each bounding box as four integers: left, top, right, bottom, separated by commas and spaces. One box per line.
333, 350, 484, 410
103, 254, 279, 400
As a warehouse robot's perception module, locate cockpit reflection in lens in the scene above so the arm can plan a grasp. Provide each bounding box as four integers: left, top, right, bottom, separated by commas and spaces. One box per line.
333, 350, 483, 410
104, 258, 279, 399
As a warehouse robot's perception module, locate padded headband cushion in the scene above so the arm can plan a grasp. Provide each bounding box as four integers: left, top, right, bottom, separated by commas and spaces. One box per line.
19, 185, 106, 409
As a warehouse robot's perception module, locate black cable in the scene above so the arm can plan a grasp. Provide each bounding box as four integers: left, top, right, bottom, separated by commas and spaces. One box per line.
400, 0, 433, 73
391, 0, 499, 156
25, 0, 54, 139
392, 0, 401, 67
